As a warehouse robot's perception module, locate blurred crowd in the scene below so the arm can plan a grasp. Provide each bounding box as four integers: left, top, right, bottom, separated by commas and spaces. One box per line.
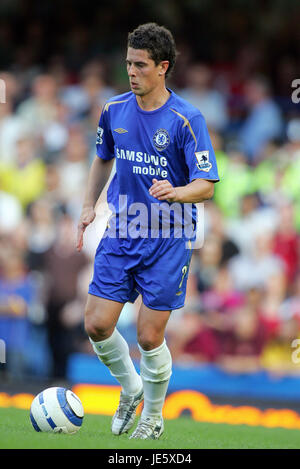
1, 2, 300, 381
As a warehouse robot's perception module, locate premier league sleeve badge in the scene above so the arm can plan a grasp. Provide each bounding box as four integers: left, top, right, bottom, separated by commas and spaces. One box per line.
195, 151, 212, 172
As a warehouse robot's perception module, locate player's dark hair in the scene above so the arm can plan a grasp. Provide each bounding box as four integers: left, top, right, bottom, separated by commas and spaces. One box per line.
127, 23, 177, 78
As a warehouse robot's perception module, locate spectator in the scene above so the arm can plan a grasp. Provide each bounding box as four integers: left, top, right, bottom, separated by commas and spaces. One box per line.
280, 272, 300, 322
239, 75, 284, 162
260, 317, 300, 375
194, 234, 223, 293
17, 74, 59, 136
213, 151, 253, 218
41, 100, 69, 163
0, 133, 46, 209
226, 193, 278, 257
260, 271, 287, 339
228, 231, 285, 291
179, 63, 229, 132
0, 99, 24, 164
25, 198, 57, 271
60, 60, 116, 120
205, 202, 239, 265
56, 126, 89, 220
0, 240, 48, 379
273, 202, 300, 284
201, 266, 244, 316
167, 306, 221, 364
217, 303, 268, 373
43, 213, 89, 378
60, 264, 94, 357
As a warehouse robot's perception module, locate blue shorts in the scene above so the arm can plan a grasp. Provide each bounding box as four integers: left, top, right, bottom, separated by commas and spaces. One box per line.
88, 232, 193, 311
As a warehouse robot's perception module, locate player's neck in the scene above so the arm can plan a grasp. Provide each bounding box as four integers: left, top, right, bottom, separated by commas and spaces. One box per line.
136, 86, 170, 112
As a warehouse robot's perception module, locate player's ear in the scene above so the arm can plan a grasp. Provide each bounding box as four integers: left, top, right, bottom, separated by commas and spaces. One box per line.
159, 61, 169, 77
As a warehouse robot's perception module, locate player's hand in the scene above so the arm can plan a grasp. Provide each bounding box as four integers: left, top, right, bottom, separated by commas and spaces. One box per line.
149, 178, 178, 203
76, 206, 96, 252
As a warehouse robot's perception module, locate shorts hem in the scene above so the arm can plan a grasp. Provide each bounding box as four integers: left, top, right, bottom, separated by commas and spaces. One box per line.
142, 299, 185, 311
88, 289, 185, 311
88, 289, 128, 305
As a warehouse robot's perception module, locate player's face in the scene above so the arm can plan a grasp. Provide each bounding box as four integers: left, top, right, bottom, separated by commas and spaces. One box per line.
126, 47, 165, 96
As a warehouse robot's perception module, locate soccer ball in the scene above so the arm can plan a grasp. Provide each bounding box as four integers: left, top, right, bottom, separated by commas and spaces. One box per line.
30, 387, 84, 434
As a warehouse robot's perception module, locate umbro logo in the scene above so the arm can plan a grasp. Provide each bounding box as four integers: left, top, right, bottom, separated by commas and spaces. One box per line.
114, 128, 128, 134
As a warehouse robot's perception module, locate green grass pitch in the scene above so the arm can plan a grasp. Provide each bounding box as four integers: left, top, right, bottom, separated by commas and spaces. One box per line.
1, 407, 300, 449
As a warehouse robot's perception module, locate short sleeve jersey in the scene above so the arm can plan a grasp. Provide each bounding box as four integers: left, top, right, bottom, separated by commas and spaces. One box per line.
96, 89, 219, 233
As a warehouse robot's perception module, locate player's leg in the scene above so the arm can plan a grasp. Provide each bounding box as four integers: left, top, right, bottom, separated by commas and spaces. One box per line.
85, 294, 142, 394
85, 294, 143, 434
129, 235, 192, 439
130, 303, 172, 440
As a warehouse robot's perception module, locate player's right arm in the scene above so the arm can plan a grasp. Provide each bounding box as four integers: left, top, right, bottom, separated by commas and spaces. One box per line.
76, 156, 114, 252
77, 104, 115, 252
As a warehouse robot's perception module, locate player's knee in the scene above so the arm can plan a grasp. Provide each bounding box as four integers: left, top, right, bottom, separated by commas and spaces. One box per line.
84, 318, 106, 341
84, 310, 112, 341
137, 328, 162, 351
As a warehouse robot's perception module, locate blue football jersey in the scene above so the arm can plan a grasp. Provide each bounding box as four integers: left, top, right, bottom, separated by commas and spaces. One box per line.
95, 89, 219, 236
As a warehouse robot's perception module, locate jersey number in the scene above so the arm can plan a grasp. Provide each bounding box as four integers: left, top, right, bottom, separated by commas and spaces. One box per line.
96, 126, 104, 145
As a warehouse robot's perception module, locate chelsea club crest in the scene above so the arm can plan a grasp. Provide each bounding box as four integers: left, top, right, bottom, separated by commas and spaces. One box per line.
153, 129, 170, 151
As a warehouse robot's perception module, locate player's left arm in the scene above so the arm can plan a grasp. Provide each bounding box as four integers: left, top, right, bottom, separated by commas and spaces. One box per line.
149, 177, 214, 203
150, 111, 219, 203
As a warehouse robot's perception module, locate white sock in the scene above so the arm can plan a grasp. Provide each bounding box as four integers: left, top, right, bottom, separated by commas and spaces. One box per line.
89, 328, 142, 396
138, 339, 172, 420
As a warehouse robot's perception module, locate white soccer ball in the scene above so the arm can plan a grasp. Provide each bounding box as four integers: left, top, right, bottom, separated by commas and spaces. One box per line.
30, 387, 84, 434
